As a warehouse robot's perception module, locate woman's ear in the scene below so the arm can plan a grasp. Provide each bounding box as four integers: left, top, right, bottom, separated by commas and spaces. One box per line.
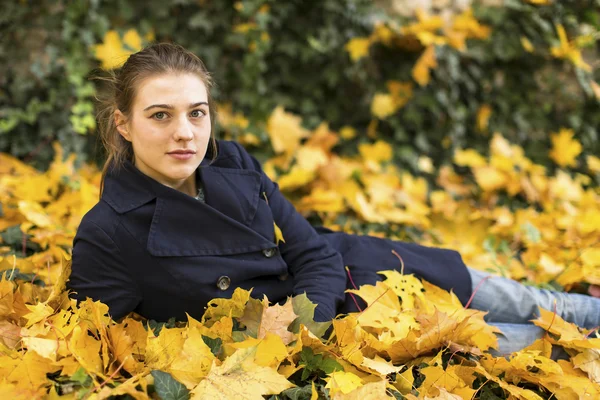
114, 109, 131, 142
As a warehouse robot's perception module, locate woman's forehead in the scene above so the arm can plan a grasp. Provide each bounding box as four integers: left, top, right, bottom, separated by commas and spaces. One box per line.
135, 73, 208, 107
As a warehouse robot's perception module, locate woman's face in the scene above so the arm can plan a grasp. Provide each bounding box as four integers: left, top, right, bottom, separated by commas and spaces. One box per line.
115, 72, 211, 190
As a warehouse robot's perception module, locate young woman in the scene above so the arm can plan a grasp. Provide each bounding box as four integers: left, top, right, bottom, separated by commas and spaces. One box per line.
67, 43, 600, 356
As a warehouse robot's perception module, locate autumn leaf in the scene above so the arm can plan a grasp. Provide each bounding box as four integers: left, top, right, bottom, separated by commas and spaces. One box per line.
345, 37, 371, 61
3, 351, 61, 389
145, 327, 186, 371
69, 324, 104, 376
202, 287, 251, 323
108, 321, 147, 375
266, 106, 310, 162
273, 222, 285, 244
289, 293, 331, 338
168, 327, 215, 389
370, 93, 397, 119
476, 104, 492, 132
325, 371, 363, 396
190, 348, 294, 399
412, 45, 437, 86
549, 128, 582, 167
93, 30, 134, 70
550, 24, 591, 71
257, 297, 298, 344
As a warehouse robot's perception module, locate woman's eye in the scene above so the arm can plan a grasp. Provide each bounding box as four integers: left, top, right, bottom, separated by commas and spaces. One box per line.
190, 109, 206, 118
153, 112, 167, 120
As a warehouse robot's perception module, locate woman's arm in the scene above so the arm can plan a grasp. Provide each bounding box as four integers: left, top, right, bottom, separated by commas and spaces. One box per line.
67, 218, 142, 320
230, 141, 347, 322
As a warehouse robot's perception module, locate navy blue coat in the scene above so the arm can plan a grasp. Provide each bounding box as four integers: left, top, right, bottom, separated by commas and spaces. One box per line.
67, 140, 471, 322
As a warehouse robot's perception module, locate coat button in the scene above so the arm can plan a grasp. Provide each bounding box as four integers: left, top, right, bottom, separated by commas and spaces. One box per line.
278, 273, 289, 281
262, 248, 277, 258
216, 276, 231, 291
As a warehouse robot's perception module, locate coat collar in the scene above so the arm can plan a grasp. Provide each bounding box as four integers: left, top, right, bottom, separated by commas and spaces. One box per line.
101, 146, 276, 256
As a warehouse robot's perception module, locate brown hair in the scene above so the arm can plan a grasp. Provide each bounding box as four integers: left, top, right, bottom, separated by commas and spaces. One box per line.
93, 42, 217, 196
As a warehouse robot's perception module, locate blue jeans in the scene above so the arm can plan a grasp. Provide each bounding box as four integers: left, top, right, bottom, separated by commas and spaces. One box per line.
467, 268, 600, 358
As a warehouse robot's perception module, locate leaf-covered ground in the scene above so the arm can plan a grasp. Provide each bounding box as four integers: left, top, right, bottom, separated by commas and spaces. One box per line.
0, 128, 599, 399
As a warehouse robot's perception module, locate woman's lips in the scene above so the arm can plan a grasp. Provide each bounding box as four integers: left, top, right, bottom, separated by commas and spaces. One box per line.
168, 152, 195, 160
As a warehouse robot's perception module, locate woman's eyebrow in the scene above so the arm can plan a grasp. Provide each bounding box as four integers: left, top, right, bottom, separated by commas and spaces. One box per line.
143, 102, 209, 111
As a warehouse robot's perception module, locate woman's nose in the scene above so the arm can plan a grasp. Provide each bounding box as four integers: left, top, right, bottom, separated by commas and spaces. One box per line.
173, 117, 194, 141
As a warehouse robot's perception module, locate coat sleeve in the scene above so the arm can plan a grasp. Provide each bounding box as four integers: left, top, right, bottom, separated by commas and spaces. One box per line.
67, 217, 142, 321
230, 141, 347, 322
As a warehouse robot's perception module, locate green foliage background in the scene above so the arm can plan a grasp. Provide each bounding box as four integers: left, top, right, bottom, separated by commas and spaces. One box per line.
1, 0, 599, 174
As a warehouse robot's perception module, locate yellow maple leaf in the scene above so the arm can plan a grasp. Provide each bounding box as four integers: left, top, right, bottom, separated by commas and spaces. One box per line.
549, 128, 582, 167
203, 287, 251, 322
450, 9, 491, 41
23, 302, 54, 328
169, 327, 215, 389
70, 325, 104, 376
258, 298, 297, 344
190, 348, 294, 400
587, 155, 600, 173
122, 29, 143, 51
572, 349, 600, 383
4, 351, 60, 389
240, 332, 288, 367
379, 270, 425, 310
277, 167, 315, 192
295, 146, 328, 172
273, 222, 286, 245
93, 30, 132, 70
21, 337, 59, 362
358, 140, 393, 164
18, 200, 53, 228
108, 320, 146, 375
266, 106, 310, 161
550, 24, 591, 71
454, 148, 487, 168
331, 379, 387, 400
477, 104, 492, 132
370, 93, 397, 119
360, 355, 402, 376
473, 166, 507, 192
298, 188, 345, 214
531, 307, 587, 343
420, 363, 471, 398
145, 327, 186, 371
402, 10, 445, 46
412, 45, 437, 86
325, 371, 363, 396
344, 37, 371, 61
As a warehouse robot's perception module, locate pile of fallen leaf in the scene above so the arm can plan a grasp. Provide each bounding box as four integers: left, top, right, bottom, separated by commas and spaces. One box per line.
226, 108, 600, 291
1, 135, 600, 399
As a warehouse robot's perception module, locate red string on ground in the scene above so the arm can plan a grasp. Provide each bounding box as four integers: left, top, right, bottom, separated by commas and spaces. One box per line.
345, 266, 362, 312
464, 275, 492, 309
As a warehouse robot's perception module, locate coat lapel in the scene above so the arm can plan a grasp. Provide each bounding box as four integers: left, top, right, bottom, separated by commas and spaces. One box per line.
102, 158, 275, 258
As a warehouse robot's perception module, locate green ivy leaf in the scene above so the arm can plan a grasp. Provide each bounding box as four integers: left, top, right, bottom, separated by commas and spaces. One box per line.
289, 293, 331, 338
281, 385, 314, 400
201, 335, 222, 357
150, 370, 189, 400
71, 367, 92, 387
298, 347, 343, 381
